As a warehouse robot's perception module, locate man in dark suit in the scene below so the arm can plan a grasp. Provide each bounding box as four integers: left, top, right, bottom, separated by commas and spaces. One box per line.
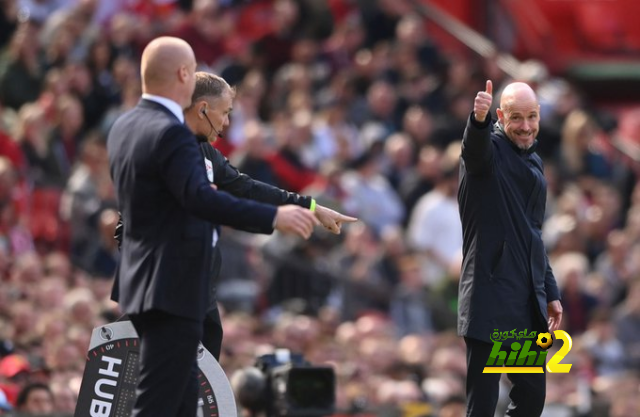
457, 80, 563, 417
107, 36, 318, 417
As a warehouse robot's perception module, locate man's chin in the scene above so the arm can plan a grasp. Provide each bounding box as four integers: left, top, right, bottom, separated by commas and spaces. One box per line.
515, 138, 534, 150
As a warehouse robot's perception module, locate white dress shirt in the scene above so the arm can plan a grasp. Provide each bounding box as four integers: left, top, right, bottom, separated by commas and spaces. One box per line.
142, 93, 185, 124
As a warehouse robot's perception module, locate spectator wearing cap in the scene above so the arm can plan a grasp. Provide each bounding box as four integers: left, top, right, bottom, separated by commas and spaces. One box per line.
0, 353, 31, 406
0, 354, 30, 381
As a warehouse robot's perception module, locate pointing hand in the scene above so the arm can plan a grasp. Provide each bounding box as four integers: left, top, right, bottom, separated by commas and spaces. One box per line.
314, 204, 358, 235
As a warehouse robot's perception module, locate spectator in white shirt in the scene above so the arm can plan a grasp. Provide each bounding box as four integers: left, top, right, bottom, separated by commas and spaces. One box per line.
407, 142, 462, 288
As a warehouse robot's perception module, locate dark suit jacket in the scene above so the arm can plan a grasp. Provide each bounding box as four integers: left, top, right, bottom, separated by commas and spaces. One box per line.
107, 99, 277, 320
457, 114, 560, 343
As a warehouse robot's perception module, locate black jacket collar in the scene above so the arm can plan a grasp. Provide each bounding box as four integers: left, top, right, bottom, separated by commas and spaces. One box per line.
195, 134, 208, 143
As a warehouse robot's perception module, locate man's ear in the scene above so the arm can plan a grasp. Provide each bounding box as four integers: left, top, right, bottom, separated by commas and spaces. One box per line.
178, 65, 188, 83
496, 107, 504, 124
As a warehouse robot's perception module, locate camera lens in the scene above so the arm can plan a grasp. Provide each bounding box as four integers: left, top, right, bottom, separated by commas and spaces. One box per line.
286, 368, 335, 409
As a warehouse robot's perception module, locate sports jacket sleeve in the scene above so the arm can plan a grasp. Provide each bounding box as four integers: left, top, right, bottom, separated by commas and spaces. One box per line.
461, 112, 494, 175
205, 143, 313, 208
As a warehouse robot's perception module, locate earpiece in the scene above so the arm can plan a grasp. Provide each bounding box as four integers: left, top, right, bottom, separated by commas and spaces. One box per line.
201, 108, 207, 115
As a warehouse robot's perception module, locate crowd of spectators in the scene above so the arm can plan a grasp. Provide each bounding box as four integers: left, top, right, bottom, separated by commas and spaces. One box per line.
0, 0, 639, 416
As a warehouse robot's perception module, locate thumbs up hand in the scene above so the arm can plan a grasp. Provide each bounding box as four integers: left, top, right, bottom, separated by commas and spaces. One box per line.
474, 80, 493, 123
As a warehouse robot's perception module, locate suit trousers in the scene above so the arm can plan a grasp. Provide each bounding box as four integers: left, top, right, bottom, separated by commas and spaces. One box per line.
130, 310, 202, 417
203, 245, 224, 360
464, 337, 546, 417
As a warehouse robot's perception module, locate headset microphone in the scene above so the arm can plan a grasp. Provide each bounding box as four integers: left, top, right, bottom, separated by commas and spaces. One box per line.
202, 108, 224, 139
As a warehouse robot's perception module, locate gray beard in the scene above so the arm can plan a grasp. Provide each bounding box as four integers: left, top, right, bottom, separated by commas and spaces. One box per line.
515, 140, 533, 151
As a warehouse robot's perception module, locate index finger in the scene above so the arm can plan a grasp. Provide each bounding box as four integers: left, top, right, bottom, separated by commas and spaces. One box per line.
485, 80, 493, 96
338, 214, 358, 223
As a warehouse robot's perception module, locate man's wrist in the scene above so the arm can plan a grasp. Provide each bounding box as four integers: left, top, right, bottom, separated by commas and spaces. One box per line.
470, 111, 491, 127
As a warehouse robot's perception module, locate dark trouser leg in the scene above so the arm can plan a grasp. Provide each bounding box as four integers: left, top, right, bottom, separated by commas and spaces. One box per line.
203, 245, 223, 360
505, 366, 546, 416
464, 337, 501, 417
130, 310, 202, 417
502, 296, 547, 416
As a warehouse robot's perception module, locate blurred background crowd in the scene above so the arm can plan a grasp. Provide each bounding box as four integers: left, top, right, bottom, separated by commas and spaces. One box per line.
0, 0, 639, 416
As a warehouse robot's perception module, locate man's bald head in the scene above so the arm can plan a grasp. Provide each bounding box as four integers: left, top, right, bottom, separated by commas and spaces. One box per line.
140, 37, 197, 108
499, 82, 538, 112
496, 82, 540, 150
